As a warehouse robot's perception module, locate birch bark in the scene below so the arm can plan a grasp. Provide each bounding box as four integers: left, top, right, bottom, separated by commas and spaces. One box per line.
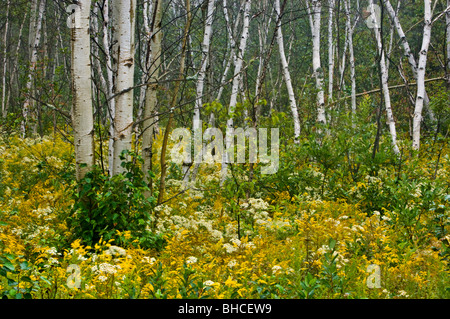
275, 0, 301, 139
112, 0, 137, 175
221, 0, 252, 181
71, 0, 95, 181
306, 0, 326, 124
412, 0, 433, 150
143, 0, 163, 188
370, 1, 400, 155
21, 0, 46, 137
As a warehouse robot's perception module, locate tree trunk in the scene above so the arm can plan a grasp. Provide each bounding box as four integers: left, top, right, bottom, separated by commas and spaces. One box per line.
447, 0, 450, 88
327, 0, 335, 101
1, 0, 10, 118
275, 0, 301, 140
112, 0, 137, 175
383, 0, 434, 121
21, 0, 46, 138
71, 0, 95, 181
157, 0, 192, 205
412, 0, 432, 150
221, 0, 252, 182
343, 0, 358, 114
306, 0, 326, 124
370, 1, 400, 155
143, 0, 163, 192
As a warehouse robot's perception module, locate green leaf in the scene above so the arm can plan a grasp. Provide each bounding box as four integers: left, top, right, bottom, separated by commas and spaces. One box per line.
1, 260, 15, 272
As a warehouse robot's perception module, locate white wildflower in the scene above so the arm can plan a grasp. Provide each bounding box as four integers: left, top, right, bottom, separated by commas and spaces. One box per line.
186, 256, 198, 264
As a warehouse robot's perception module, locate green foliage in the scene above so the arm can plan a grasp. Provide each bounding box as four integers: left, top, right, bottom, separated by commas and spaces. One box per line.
66, 150, 163, 250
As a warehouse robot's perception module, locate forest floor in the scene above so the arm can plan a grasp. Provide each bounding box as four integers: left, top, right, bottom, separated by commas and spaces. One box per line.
0, 133, 449, 299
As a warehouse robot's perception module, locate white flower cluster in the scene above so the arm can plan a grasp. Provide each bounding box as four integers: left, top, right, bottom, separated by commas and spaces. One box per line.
222, 238, 256, 254
105, 245, 127, 257
271, 265, 294, 275
156, 210, 224, 242
141, 256, 157, 264
35, 207, 53, 220
186, 256, 198, 264
91, 262, 121, 275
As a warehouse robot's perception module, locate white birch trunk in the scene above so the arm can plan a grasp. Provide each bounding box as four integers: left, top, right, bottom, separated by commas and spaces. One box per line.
112, 0, 137, 175
384, 0, 434, 120
100, 0, 117, 176
221, 0, 251, 181
71, 0, 95, 181
327, 0, 335, 100
142, 0, 163, 184
343, 0, 358, 114
193, 0, 216, 129
275, 0, 300, 139
370, 1, 400, 155
21, 0, 46, 137
412, 0, 432, 150
306, 0, 326, 124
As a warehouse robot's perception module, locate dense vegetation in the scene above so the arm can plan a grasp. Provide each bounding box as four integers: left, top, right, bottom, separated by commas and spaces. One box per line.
0, 0, 449, 299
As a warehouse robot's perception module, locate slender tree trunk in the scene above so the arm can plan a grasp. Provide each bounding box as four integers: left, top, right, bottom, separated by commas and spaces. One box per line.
71, 0, 95, 181
143, 0, 163, 192
157, 0, 192, 205
447, 0, 450, 88
21, 0, 46, 138
221, 0, 252, 182
193, 0, 216, 128
1, 0, 10, 118
370, 1, 400, 155
99, 0, 117, 176
275, 0, 300, 140
343, 0, 358, 114
412, 0, 432, 150
216, 0, 241, 102
190, 0, 216, 182
112, 0, 137, 175
328, 0, 335, 101
306, 0, 326, 124
383, 0, 434, 121
8, 13, 28, 117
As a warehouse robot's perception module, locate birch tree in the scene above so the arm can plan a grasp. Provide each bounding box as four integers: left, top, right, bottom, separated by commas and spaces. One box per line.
193, 0, 216, 129
21, 0, 46, 137
383, 0, 434, 120
221, 0, 252, 181
112, 0, 137, 175
306, 0, 326, 124
275, 0, 301, 139
327, 0, 335, 101
1, 0, 10, 118
412, 0, 433, 150
343, 0, 359, 114
71, 0, 95, 181
369, 0, 400, 155
142, 0, 163, 189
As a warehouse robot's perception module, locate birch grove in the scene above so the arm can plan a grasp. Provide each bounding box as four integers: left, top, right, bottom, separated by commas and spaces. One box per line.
0, 0, 447, 190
